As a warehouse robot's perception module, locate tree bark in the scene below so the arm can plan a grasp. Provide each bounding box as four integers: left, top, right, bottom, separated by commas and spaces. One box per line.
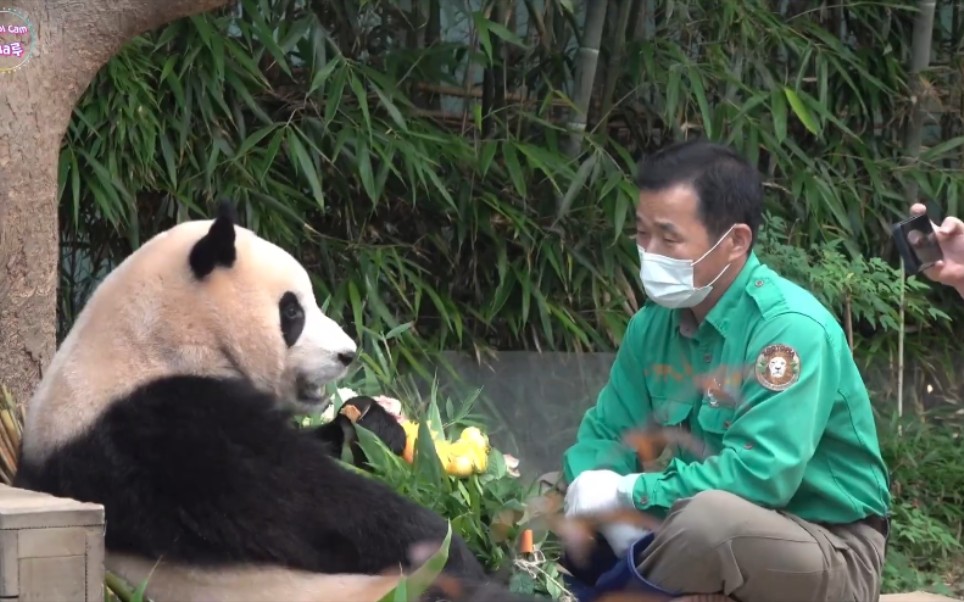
0, 0, 232, 407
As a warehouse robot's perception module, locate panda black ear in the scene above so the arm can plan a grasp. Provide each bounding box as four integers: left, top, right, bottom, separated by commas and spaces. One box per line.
189, 199, 239, 279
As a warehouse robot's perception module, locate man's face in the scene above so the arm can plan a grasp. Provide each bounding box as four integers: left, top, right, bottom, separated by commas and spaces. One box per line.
636, 183, 732, 289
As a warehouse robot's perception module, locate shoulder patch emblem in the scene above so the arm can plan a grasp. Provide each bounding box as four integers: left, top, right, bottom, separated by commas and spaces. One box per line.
755, 344, 801, 391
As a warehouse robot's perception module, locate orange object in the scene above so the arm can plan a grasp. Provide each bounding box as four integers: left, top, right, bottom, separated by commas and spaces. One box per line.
402, 438, 415, 464
519, 529, 534, 555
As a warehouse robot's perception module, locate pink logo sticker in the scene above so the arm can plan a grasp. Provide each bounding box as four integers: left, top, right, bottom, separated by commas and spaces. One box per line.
0, 8, 33, 74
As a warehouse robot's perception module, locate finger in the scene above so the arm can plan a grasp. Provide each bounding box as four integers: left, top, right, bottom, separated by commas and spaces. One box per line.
922, 261, 942, 279
908, 204, 942, 232
938, 216, 964, 236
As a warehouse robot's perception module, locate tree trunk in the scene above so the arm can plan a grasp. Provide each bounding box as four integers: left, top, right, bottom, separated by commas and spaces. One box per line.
0, 0, 232, 408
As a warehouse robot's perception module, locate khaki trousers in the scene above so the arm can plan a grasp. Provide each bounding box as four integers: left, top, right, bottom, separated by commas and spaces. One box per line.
634, 489, 887, 602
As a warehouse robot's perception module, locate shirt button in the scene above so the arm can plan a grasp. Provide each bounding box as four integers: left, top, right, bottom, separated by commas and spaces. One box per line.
744, 443, 753, 450
723, 420, 731, 428
703, 353, 712, 363
755, 279, 764, 287
639, 495, 649, 505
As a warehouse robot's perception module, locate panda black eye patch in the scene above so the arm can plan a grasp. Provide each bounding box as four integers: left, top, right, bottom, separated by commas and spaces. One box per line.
279, 292, 305, 347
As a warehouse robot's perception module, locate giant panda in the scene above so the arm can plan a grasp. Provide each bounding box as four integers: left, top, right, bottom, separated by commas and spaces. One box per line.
13, 201, 538, 602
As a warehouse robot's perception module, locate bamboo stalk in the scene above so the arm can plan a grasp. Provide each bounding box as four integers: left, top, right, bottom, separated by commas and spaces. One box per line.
630, 0, 650, 107
898, 258, 906, 433
898, 0, 938, 430
521, 0, 550, 51
562, 0, 609, 160
598, 0, 633, 131
902, 0, 938, 205
482, 0, 511, 138
424, 0, 441, 111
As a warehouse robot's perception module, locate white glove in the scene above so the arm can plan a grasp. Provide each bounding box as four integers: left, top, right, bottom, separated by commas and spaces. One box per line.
564, 470, 650, 557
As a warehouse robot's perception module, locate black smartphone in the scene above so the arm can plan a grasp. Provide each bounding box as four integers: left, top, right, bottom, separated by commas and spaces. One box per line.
891, 213, 944, 276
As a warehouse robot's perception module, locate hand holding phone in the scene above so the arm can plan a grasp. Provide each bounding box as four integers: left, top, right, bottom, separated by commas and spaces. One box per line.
891, 212, 943, 276
895, 205, 964, 294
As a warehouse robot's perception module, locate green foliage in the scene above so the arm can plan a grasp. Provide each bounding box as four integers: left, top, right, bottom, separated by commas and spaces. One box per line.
756, 213, 952, 339
309, 338, 570, 599
104, 571, 149, 602
879, 412, 964, 595
58, 1, 963, 381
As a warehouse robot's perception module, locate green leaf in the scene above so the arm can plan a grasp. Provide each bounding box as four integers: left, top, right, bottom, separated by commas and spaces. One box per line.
425, 395, 445, 441
286, 128, 325, 208
556, 153, 596, 222
783, 87, 821, 137
378, 524, 452, 602
307, 58, 341, 96
920, 136, 964, 163
687, 66, 713, 138
502, 142, 526, 197
373, 86, 407, 131
770, 86, 787, 144
357, 141, 377, 202
479, 140, 498, 176
413, 420, 445, 486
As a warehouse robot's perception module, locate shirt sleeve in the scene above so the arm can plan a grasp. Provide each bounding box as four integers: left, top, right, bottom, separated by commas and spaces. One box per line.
562, 310, 652, 484
622, 311, 840, 511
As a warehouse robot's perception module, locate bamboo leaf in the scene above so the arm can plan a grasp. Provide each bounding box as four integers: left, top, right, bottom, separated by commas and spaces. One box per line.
556, 153, 596, 221
770, 87, 787, 144
502, 142, 526, 198
287, 129, 325, 208
783, 87, 821, 137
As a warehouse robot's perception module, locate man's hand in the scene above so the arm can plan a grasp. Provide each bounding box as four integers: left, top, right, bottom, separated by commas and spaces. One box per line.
910, 204, 964, 295
564, 469, 649, 557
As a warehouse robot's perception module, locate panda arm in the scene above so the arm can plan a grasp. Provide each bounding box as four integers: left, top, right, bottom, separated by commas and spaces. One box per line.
19, 375, 483, 581
312, 396, 407, 463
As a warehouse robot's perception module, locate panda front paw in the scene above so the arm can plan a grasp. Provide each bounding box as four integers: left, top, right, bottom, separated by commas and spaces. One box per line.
340, 395, 407, 457
311, 395, 407, 469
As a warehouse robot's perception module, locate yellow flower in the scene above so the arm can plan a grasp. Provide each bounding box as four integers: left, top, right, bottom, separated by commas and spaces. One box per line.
459, 426, 489, 450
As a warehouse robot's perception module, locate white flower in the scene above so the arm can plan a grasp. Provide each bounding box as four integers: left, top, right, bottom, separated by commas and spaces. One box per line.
503, 454, 520, 478
335, 388, 360, 403
372, 395, 406, 423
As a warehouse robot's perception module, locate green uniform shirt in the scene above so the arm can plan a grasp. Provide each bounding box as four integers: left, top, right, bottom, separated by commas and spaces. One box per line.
562, 252, 891, 524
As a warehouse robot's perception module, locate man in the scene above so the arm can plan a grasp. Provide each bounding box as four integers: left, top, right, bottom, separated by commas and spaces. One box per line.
910, 203, 964, 297
560, 139, 891, 602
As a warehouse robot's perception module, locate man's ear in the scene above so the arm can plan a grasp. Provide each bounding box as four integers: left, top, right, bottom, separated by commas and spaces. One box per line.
727, 224, 753, 260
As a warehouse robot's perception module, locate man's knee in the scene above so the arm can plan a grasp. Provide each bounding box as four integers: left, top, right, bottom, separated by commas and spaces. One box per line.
659, 489, 753, 555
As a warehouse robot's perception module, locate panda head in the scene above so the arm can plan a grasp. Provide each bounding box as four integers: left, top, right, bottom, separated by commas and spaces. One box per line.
22, 201, 357, 460
180, 200, 358, 406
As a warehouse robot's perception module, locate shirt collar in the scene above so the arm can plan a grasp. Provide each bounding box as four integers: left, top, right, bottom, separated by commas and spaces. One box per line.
674, 252, 762, 338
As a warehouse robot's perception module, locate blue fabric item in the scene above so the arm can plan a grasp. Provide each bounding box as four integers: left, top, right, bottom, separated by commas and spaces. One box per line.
562, 533, 680, 602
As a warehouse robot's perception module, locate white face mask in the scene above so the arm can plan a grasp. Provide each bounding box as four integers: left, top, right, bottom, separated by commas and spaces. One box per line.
637, 225, 735, 309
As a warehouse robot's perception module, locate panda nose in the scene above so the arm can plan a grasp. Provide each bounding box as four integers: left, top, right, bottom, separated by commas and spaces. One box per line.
337, 351, 356, 366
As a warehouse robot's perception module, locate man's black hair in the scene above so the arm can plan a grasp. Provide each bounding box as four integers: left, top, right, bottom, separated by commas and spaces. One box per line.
635, 138, 764, 248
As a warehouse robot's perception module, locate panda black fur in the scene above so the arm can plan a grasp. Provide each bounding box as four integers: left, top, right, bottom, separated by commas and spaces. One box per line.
13, 201, 539, 602
317, 395, 408, 469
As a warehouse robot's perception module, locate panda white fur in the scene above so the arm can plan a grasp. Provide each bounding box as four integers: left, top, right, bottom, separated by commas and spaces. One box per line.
13, 202, 537, 602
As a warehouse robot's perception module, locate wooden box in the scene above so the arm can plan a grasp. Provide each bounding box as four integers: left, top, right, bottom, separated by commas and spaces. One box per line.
0, 484, 104, 601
